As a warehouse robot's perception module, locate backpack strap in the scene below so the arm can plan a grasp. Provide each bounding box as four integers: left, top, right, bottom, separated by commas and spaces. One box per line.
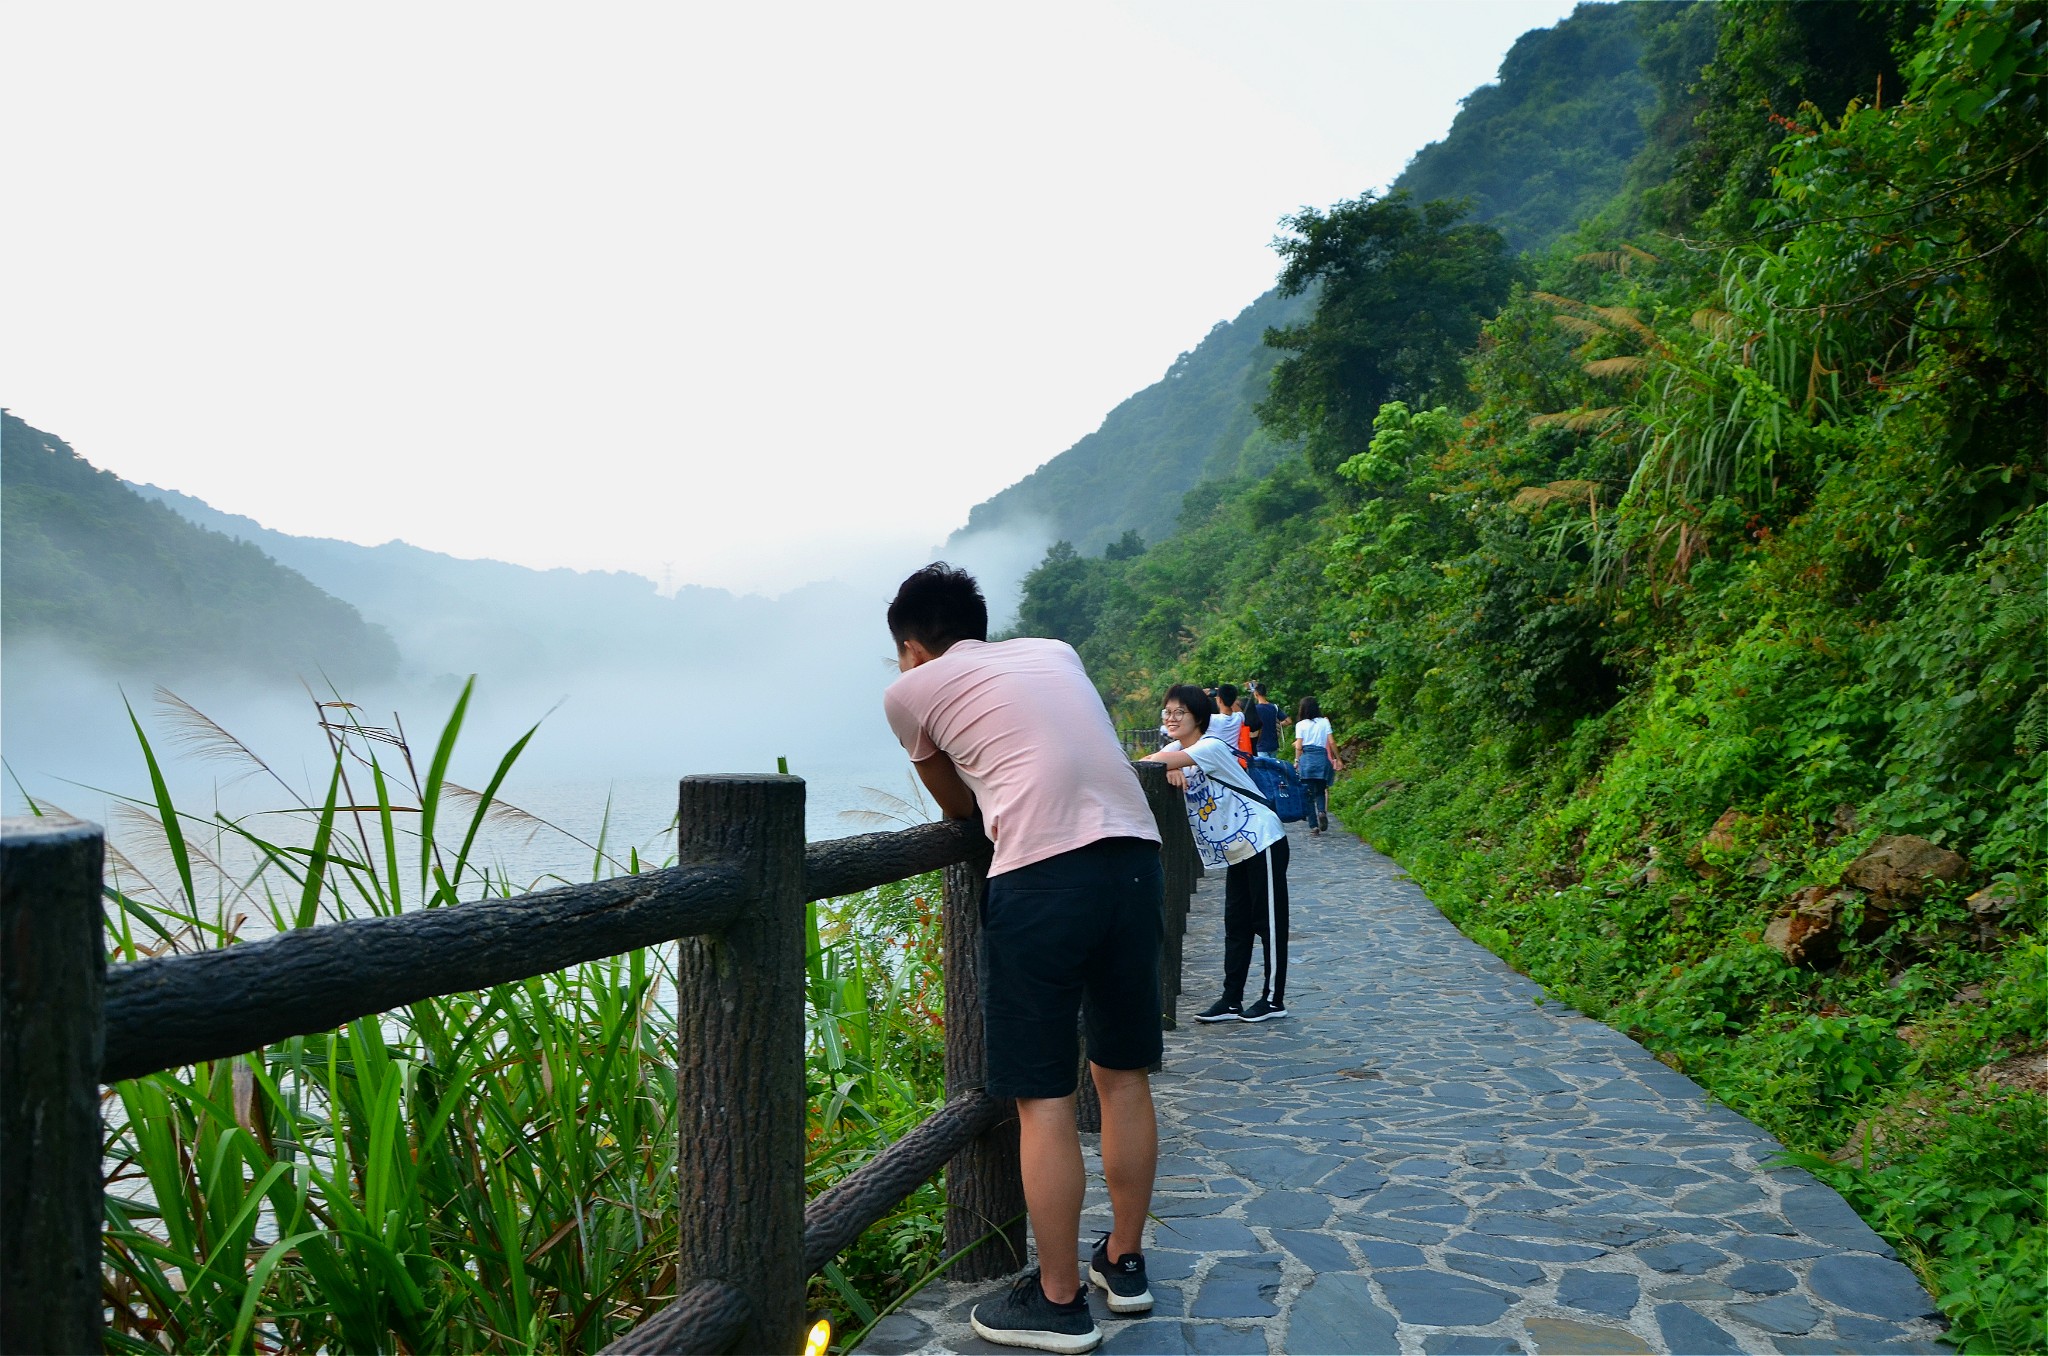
1204, 747, 1280, 812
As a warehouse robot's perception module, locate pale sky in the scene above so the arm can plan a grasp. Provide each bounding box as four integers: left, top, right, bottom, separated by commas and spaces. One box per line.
3, 1, 1583, 595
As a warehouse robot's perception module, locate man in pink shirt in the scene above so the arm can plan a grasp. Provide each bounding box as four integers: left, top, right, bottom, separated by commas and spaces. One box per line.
885, 563, 1163, 1354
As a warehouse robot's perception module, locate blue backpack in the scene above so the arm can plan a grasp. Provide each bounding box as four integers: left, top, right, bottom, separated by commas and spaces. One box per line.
1247, 754, 1309, 824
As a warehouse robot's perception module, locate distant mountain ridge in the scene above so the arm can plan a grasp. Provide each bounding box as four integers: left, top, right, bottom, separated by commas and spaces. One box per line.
120, 479, 908, 728
4, 403, 896, 703
4, 418, 921, 807
125, 482, 760, 679
953, 0, 1655, 558
1, 409, 399, 682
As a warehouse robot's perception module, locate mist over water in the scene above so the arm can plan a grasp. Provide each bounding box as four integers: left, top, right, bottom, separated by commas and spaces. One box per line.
4, 629, 914, 883
2, 515, 1056, 891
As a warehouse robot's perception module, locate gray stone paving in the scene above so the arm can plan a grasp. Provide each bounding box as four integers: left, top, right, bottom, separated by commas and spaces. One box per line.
860, 825, 1950, 1355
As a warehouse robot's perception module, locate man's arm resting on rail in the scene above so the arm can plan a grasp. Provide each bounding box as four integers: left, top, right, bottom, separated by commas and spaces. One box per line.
913, 750, 977, 820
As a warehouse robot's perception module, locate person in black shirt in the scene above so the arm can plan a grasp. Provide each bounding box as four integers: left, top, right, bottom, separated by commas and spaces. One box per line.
1251, 684, 1287, 757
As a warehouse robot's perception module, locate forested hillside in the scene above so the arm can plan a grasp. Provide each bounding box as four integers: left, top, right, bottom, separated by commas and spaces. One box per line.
957, 288, 1308, 555
1, 411, 398, 682
1398, 0, 1654, 252
955, 0, 1657, 557
1014, 1, 2047, 1347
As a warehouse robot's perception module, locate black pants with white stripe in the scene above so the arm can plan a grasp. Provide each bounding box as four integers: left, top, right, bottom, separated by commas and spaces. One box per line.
1221, 836, 1290, 1007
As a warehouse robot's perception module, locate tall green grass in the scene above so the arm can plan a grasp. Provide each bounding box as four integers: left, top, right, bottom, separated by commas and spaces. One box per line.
20, 684, 950, 1353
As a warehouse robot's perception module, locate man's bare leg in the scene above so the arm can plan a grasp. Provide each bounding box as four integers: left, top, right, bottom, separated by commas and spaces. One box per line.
1015, 1094, 1085, 1301
1090, 1064, 1156, 1261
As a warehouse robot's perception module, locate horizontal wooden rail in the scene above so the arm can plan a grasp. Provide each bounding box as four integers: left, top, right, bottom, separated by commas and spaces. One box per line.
801, 1088, 1006, 1277
102, 861, 746, 1082
100, 820, 987, 1085
598, 1278, 750, 1356
800, 818, 982, 902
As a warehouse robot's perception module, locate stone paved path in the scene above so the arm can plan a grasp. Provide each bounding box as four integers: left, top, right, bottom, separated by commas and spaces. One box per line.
860, 824, 1949, 1355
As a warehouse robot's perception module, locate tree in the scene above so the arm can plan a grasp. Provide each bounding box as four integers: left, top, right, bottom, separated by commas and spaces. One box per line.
1103, 529, 1146, 562
1014, 541, 1104, 647
1257, 192, 1519, 479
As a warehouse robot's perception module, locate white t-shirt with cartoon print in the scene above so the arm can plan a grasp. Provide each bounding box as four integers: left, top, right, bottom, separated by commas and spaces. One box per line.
1175, 733, 1285, 869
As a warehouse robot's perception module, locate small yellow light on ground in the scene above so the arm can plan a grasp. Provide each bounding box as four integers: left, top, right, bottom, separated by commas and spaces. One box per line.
803, 1317, 832, 1356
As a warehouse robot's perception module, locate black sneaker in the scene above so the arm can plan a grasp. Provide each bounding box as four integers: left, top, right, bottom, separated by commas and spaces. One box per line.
1088, 1234, 1154, 1314
1195, 997, 1242, 1023
969, 1270, 1101, 1353
1241, 997, 1290, 1022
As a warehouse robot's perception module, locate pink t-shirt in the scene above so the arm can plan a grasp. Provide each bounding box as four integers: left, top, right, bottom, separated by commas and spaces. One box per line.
883, 637, 1159, 875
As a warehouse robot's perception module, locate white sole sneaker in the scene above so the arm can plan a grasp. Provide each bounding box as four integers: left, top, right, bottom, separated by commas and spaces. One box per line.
1088, 1263, 1155, 1314
970, 1308, 1103, 1354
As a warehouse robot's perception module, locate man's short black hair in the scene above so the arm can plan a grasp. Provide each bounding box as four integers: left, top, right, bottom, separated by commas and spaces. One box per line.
1216, 683, 1239, 709
1165, 684, 1213, 734
1253, 683, 1269, 698
888, 562, 988, 654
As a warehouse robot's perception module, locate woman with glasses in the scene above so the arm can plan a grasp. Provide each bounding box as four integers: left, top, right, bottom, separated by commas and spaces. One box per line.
1143, 685, 1291, 1023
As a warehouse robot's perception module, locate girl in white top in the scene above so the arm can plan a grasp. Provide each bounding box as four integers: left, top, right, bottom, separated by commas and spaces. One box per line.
1292, 695, 1341, 834
1143, 684, 1291, 1023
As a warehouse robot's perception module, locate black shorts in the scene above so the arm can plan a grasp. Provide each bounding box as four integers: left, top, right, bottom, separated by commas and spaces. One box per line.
982, 837, 1164, 1099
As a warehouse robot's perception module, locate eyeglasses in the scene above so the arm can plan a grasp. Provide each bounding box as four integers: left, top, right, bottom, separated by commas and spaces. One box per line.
1163, 708, 1193, 721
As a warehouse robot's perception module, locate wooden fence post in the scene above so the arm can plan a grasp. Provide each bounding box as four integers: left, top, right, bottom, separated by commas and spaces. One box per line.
941, 836, 1026, 1282
1, 818, 106, 1356
1134, 764, 1191, 1031
671, 777, 806, 1355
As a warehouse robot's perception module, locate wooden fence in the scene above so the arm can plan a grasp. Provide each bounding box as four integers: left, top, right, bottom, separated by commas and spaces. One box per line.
0, 764, 1198, 1355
